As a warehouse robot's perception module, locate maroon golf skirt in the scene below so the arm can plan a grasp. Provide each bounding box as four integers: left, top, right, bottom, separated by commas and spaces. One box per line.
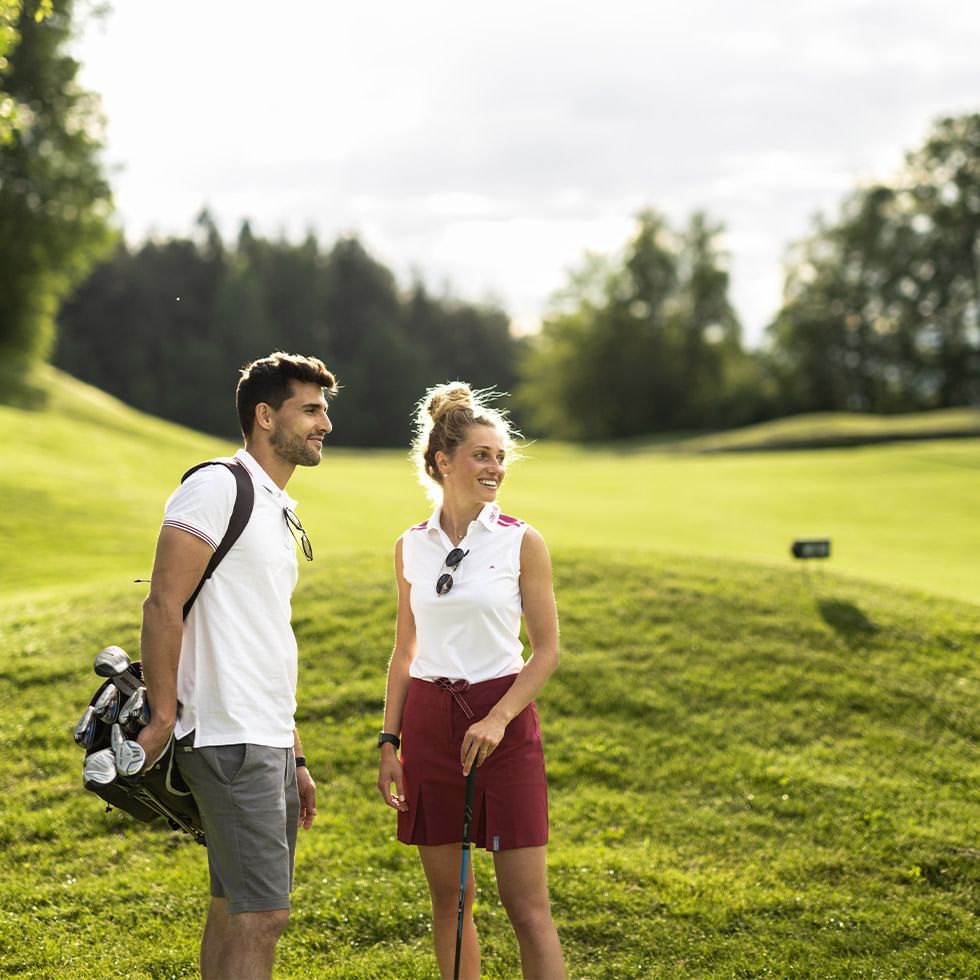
397, 673, 549, 851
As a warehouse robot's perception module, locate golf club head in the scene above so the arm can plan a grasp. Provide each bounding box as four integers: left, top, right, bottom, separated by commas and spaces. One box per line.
110, 723, 146, 777
83, 747, 118, 786
94, 645, 131, 677
93, 683, 121, 724
94, 646, 142, 697
119, 688, 149, 731
73, 705, 98, 748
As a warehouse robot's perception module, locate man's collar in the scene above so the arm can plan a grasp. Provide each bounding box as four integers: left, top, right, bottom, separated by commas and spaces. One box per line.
235, 448, 297, 507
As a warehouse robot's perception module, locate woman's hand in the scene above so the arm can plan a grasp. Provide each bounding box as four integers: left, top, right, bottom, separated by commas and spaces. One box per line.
461, 713, 508, 775
378, 748, 408, 811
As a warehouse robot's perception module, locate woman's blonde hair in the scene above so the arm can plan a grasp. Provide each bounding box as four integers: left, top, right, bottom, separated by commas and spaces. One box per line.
410, 382, 520, 502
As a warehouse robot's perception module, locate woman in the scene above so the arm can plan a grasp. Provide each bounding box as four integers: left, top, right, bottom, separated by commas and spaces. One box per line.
377, 382, 566, 980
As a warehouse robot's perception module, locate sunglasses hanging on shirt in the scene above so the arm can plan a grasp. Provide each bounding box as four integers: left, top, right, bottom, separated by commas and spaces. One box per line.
283, 508, 314, 561
436, 547, 468, 595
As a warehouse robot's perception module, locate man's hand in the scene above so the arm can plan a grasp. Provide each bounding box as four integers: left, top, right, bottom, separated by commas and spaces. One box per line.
137, 718, 175, 771
297, 765, 317, 829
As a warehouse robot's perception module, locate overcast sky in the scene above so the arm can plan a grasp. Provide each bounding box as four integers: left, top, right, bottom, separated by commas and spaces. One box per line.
73, 0, 979, 346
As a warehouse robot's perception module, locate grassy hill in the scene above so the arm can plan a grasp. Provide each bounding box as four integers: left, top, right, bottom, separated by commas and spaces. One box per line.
1, 369, 977, 977
669, 408, 980, 453
2, 366, 979, 606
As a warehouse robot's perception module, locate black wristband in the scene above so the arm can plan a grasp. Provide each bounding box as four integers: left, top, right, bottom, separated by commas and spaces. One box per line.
377, 732, 400, 750
294, 755, 307, 769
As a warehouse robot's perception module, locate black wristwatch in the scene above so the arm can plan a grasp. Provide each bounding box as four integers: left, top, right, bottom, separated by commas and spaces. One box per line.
377, 732, 400, 750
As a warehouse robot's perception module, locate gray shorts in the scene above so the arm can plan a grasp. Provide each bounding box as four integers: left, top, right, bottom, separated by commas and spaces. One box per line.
176, 735, 299, 914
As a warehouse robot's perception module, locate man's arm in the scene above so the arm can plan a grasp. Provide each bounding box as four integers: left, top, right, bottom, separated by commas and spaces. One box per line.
136, 526, 213, 768
293, 729, 317, 829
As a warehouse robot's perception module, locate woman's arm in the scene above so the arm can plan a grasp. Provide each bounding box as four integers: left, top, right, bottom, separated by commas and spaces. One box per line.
377, 538, 417, 811
460, 527, 560, 775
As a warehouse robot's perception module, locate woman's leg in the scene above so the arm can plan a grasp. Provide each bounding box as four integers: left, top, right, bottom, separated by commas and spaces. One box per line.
418, 844, 481, 980
493, 846, 565, 979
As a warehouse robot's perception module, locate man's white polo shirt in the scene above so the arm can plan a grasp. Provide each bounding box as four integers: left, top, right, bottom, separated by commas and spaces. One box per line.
162, 448, 300, 748
402, 502, 530, 684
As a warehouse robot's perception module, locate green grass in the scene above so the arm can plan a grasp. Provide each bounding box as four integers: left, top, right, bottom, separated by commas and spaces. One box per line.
2, 367, 979, 606
1, 367, 978, 977
1, 554, 977, 977
668, 408, 980, 453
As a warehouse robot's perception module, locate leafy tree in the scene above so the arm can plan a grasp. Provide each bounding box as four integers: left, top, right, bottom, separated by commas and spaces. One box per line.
57, 220, 527, 446
315, 235, 423, 446
402, 280, 522, 396
0, 0, 114, 387
768, 113, 980, 413
516, 210, 749, 440
0, 0, 51, 142
56, 229, 229, 431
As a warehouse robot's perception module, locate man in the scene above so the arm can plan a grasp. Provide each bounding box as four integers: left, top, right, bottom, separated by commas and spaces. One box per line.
137, 351, 337, 980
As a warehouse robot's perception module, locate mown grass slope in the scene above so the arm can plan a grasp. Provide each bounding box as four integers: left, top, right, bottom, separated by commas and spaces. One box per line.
3, 366, 979, 605
669, 407, 980, 453
1, 553, 977, 977
0, 368, 977, 977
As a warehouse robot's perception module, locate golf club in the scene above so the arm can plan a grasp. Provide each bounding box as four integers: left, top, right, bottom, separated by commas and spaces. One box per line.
110, 722, 146, 777
453, 765, 478, 980
119, 687, 150, 732
92, 683, 121, 724
73, 705, 98, 748
82, 748, 118, 786
93, 646, 142, 698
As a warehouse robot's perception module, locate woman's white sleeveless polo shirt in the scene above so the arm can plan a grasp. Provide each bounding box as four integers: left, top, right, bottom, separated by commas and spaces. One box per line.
402, 502, 529, 683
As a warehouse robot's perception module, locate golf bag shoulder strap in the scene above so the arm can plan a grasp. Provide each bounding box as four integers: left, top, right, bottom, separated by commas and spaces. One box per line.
180, 459, 255, 620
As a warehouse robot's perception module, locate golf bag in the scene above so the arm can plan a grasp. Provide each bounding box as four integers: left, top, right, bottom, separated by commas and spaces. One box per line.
75, 458, 255, 846
82, 676, 206, 844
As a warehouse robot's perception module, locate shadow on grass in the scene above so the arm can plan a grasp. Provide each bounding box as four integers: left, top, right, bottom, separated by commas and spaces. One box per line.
0, 361, 50, 410
817, 598, 878, 647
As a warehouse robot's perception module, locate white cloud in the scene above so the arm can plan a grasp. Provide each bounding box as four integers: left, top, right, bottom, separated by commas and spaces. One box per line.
74, 0, 980, 345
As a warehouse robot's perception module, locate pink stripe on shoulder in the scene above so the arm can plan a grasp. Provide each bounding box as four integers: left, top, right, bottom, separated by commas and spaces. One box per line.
162, 520, 219, 551
497, 513, 525, 528
410, 520, 429, 531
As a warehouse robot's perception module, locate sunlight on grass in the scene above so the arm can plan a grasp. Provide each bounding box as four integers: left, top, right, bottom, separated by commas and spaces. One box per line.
1, 554, 977, 977
2, 366, 978, 607
1, 370, 978, 976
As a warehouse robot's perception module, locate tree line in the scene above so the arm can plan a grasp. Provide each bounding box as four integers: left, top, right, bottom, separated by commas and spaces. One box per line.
4, 1, 979, 442
54, 218, 522, 446
517, 112, 979, 440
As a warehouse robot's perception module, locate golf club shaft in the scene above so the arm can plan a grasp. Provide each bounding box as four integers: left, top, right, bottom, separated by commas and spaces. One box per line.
453, 766, 478, 980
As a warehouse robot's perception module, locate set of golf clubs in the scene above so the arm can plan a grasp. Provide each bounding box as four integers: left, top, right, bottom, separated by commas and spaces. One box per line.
74, 645, 149, 781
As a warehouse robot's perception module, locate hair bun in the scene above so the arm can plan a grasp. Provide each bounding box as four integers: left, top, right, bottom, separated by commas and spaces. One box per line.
427, 383, 474, 423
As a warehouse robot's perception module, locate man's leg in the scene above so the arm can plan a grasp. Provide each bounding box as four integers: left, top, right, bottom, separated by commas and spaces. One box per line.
177, 742, 299, 980
201, 897, 228, 978
200, 898, 290, 980
214, 908, 291, 980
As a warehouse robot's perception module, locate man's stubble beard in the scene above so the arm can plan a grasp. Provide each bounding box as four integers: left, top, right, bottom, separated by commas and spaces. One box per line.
270, 426, 322, 467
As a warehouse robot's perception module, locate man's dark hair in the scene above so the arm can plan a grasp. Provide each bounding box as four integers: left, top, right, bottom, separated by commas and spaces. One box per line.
236, 352, 338, 438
